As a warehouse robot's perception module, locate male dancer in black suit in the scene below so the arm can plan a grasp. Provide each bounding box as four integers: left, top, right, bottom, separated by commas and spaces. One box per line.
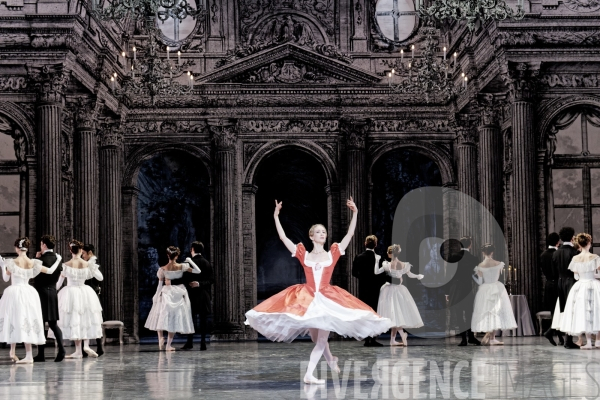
351, 235, 390, 347
541, 232, 563, 346
447, 236, 481, 346
172, 241, 214, 351
33, 235, 66, 362
81, 244, 104, 357
553, 226, 580, 349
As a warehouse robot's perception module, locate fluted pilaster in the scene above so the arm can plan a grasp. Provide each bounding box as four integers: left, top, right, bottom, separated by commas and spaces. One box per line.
209, 119, 243, 338
122, 186, 140, 341
456, 124, 480, 250
340, 118, 369, 296
507, 61, 541, 313
73, 97, 102, 247
98, 122, 124, 322
477, 95, 504, 259
36, 102, 63, 242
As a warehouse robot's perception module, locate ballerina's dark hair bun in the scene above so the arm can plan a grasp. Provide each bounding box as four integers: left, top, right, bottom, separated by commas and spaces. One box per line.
14, 237, 30, 250
166, 246, 181, 260
69, 239, 84, 253
576, 233, 592, 248
481, 243, 495, 255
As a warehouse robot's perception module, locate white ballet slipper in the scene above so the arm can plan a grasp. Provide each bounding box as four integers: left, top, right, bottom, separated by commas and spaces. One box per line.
303, 375, 326, 385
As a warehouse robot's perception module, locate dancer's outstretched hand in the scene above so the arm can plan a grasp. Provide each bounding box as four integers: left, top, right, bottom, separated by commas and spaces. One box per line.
347, 196, 357, 212
274, 200, 283, 216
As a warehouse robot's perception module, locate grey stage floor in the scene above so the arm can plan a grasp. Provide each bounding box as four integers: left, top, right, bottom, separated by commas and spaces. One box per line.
1, 336, 600, 399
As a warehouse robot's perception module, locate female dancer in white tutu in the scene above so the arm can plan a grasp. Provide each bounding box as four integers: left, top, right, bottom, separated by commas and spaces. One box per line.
245, 198, 392, 384
375, 244, 424, 346
51, 240, 104, 358
144, 246, 201, 351
560, 233, 600, 349
471, 243, 517, 345
0, 237, 62, 363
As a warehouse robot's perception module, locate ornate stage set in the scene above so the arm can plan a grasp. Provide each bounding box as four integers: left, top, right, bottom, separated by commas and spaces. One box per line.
0, 0, 599, 342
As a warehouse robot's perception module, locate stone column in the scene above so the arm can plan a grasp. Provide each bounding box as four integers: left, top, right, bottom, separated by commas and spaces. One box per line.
477, 95, 505, 260
242, 184, 258, 340
209, 119, 243, 339
340, 118, 369, 296
506, 62, 541, 314
455, 123, 480, 251
31, 66, 69, 245
26, 155, 37, 254
122, 186, 140, 341
73, 97, 102, 246
98, 122, 124, 322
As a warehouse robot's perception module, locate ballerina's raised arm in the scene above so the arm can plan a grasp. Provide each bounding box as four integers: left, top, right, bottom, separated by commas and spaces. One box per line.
338, 196, 358, 253
274, 200, 297, 254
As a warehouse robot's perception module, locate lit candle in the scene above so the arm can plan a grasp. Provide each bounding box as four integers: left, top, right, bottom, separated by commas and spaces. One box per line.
514, 267, 517, 283
464, 76, 468, 88
131, 64, 135, 78
443, 46, 447, 61
388, 72, 391, 86
110, 76, 114, 91
400, 49, 404, 64
166, 46, 170, 60
411, 44, 415, 59
133, 46, 136, 61
177, 51, 181, 65
190, 74, 194, 88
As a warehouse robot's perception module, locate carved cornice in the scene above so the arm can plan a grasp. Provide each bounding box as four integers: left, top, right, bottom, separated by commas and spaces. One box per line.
540, 73, 600, 88
371, 119, 451, 132
340, 118, 370, 150
27, 64, 71, 104
237, 119, 338, 133
494, 29, 600, 48
208, 119, 238, 150
501, 62, 541, 102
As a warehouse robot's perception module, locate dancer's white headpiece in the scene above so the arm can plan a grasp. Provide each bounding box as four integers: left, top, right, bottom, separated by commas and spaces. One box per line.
18, 239, 26, 250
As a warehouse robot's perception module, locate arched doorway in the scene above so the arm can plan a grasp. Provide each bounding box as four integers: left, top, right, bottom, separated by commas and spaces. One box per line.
254, 148, 328, 301
136, 151, 210, 337
371, 148, 445, 334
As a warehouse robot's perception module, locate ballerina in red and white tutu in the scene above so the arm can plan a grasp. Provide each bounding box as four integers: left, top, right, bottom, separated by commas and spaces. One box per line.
245, 197, 392, 384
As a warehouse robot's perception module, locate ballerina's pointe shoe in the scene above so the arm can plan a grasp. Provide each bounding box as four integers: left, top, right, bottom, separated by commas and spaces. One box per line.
390, 340, 403, 346
328, 356, 340, 374
84, 348, 98, 358
489, 339, 504, 345
581, 343, 593, 350
400, 332, 408, 346
158, 338, 165, 351
303, 375, 326, 385
9, 354, 19, 362
165, 346, 176, 352
15, 358, 33, 364
65, 353, 83, 359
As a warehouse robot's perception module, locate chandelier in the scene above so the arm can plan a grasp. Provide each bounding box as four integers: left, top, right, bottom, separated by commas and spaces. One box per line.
110, 21, 196, 106
385, 25, 467, 102
418, 0, 525, 32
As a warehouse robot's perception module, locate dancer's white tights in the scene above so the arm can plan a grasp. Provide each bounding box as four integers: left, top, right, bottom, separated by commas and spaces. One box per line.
305, 329, 330, 380
309, 329, 333, 363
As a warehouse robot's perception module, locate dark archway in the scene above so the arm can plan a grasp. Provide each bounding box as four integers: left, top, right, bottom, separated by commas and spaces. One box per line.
255, 148, 328, 301
137, 151, 210, 336
371, 148, 444, 334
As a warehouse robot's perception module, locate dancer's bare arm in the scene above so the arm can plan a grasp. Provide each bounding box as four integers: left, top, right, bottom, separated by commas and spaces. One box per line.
274, 200, 296, 254
338, 197, 357, 253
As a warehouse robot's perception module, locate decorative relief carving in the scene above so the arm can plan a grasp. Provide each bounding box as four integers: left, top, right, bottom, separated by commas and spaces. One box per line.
124, 120, 207, 134
371, 119, 451, 132
563, 0, 600, 12
501, 62, 540, 101
99, 121, 125, 148
243, 142, 264, 166
495, 30, 600, 47
0, 116, 28, 163
237, 60, 344, 83
546, 126, 558, 165
238, 119, 338, 133
74, 97, 103, 130
28, 65, 71, 103
540, 73, 600, 88
0, 77, 27, 91
239, 0, 334, 43
340, 118, 370, 150
473, 94, 503, 127
504, 128, 513, 174
61, 130, 72, 175
209, 120, 238, 150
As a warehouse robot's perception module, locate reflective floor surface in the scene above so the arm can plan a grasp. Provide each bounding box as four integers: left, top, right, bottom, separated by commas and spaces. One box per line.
1, 336, 600, 399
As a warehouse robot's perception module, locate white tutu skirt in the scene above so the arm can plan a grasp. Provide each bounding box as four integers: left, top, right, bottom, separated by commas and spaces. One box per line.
144, 285, 194, 334
49, 285, 103, 340
560, 279, 600, 335
471, 282, 517, 332
551, 299, 563, 330
0, 284, 46, 344
377, 283, 424, 328
245, 292, 393, 343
